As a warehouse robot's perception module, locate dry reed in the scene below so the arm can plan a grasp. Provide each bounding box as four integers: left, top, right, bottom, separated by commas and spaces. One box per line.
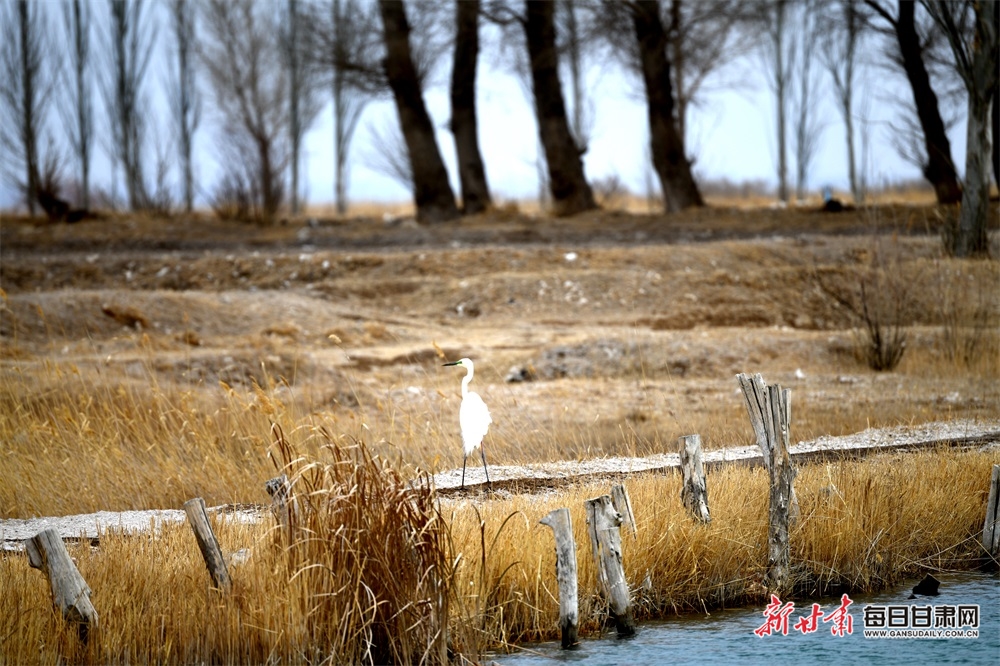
2, 441, 994, 664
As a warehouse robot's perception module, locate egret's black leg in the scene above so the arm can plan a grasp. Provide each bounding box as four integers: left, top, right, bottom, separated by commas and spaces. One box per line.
480, 442, 491, 485
462, 454, 468, 489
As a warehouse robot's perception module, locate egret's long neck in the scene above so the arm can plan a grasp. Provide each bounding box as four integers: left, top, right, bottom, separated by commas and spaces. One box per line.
461, 365, 474, 396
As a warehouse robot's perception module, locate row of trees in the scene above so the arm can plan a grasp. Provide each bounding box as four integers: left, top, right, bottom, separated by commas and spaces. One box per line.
0, 1, 996, 254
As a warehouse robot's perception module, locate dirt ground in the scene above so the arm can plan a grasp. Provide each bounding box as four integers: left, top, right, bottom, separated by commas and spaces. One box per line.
2, 204, 999, 465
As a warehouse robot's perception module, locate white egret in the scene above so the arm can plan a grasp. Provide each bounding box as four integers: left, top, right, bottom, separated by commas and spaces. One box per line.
443, 358, 493, 488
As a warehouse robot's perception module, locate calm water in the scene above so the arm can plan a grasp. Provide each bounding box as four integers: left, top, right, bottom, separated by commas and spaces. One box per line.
495, 573, 1000, 665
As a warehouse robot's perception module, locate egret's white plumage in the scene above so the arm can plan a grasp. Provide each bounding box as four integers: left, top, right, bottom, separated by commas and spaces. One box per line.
460, 391, 492, 456
444, 357, 492, 487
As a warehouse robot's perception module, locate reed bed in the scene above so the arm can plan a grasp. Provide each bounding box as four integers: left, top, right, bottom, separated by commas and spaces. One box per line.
2, 426, 995, 664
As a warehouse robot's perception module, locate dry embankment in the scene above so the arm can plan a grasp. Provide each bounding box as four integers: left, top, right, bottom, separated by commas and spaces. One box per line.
4, 419, 997, 550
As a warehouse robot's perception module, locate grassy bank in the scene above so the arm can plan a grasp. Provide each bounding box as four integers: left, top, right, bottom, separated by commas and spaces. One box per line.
2, 429, 996, 663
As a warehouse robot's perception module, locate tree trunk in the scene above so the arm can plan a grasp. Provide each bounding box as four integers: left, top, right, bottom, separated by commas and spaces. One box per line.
18, 1, 39, 216
450, 0, 491, 215
334, 74, 349, 215
524, 1, 596, 216
993, 2, 999, 191
631, 0, 703, 212
931, 0, 999, 257
774, 0, 789, 204
259, 137, 280, 221
378, 0, 459, 223
895, 1, 961, 204
845, 95, 858, 202
289, 0, 301, 215
562, 0, 586, 150
952, 92, 993, 259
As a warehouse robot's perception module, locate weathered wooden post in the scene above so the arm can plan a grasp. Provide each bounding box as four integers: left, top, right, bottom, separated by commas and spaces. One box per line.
539, 508, 579, 648
184, 497, 231, 591
26, 528, 99, 642
736, 373, 798, 595
266, 474, 297, 539
983, 465, 1000, 565
765, 383, 797, 594
678, 434, 711, 523
736, 373, 799, 519
611, 484, 637, 539
584, 495, 636, 636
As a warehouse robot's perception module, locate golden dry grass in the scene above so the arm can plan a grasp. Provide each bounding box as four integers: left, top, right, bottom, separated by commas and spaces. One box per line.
2, 202, 998, 662
2, 433, 995, 664
0, 328, 996, 663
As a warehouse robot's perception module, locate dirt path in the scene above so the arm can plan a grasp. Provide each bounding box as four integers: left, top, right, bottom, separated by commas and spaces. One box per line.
4, 419, 996, 551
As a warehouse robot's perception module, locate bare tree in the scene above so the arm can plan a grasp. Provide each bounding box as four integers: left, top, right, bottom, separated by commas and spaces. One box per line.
790, 0, 824, 201
329, 0, 370, 215
524, 0, 596, 216
0, 0, 55, 215
60, 0, 93, 210
627, 0, 703, 211
821, 0, 867, 203
305, 0, 381, 215
202, 0, 288, 222
558, 0, 591, 152
281, 0, 324, 215
925, 0, 998, 257
98, 0, 155, 211
377, 0, 459, 222
751, 0, 796, 204
865, 0, 962, 203
168, 0, 199, 213
451, 0, 492, 214
665, 0, 748, 153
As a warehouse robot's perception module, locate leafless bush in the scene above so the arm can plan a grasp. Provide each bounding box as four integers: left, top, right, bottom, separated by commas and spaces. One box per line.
145, 135, 175, 216
934, 264, 999, 369
592, 173, 628, 208
210, 172, 254, 222
853, 274, 908, 371
816, 221, 911, 371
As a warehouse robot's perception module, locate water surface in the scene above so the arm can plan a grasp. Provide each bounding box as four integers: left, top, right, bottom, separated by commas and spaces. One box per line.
496, 573, 999, 665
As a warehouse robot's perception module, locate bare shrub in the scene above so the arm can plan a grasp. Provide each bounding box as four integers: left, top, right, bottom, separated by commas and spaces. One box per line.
934, 263, 1000, 370
815, 222, 912, 371
592, 173, 628, 208
853, 273, 908, 371
210, 172, 254, 222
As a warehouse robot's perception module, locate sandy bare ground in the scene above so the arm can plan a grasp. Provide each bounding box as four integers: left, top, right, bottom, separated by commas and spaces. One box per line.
3, 419, 997, 552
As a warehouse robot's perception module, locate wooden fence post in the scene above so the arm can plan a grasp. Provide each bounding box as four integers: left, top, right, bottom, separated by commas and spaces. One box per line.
765, 384, 797, 595
983, 464, 1000, 564
266, 474, 297, 539
539, 508, 579, 648
184, 497, 231, 591
736, 373, 798, 595
26, 528, 98, 643
584, 495, 636, 637
678, 434, 711, 523
610, 484, 637, 539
